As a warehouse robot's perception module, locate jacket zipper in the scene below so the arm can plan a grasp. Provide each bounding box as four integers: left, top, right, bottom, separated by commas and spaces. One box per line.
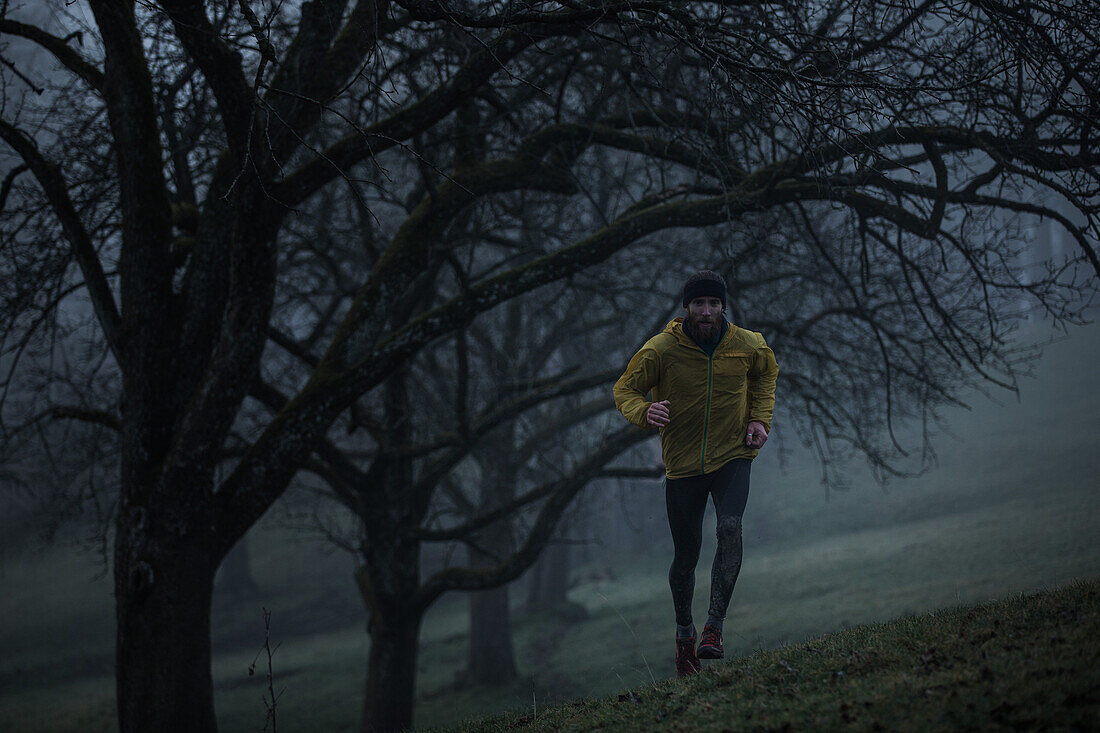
701, 351, 714, 474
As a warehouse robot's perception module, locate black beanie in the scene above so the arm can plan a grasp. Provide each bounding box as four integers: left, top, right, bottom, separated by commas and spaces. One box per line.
682, 270, 727, 307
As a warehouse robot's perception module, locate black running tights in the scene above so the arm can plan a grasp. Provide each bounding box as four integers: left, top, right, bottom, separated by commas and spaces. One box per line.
665, 458, 751, 627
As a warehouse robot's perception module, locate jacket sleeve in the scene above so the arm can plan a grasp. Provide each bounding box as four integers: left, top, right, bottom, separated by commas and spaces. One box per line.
613, 345, 661, 429
746, 337, 779, 433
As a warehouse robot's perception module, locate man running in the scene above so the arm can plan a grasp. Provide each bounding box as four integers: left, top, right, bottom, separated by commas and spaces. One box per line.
613, 270, 779, 677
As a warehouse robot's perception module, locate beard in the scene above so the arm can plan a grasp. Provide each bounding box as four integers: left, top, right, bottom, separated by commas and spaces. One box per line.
684, 311, 723, 344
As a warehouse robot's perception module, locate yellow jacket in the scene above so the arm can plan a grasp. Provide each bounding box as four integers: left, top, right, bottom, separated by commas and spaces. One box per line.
613, 318, 779, 479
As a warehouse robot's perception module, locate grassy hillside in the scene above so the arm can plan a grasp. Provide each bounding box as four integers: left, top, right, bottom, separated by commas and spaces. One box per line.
2, 454, 1095, 732
0, 321, 1097, 731
449, 579, 1100, 732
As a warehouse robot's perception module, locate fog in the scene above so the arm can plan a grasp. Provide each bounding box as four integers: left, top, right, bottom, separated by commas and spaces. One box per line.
1, 2, 1096, 728
1, 314, 1096, 730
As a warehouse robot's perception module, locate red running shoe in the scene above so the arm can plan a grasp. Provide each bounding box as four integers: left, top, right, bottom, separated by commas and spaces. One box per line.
675, 636, 701, 677
697, 624, 724, 659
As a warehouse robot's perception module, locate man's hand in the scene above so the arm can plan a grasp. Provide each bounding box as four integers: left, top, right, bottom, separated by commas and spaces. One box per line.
647, 400, 671, 427
746, 421, 768, 449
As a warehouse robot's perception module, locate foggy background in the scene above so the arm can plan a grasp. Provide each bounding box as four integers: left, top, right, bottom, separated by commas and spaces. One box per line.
2, 0, 1098, 730
2, 305, 1096, 731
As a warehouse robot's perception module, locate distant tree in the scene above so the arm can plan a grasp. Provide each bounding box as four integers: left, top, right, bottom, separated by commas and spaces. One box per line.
1, 2, 1097, 733
260, 277, 644, 728
525, 533, 573, 611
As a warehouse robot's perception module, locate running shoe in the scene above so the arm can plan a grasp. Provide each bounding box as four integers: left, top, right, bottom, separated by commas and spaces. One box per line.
697, 624, 724, 659
675, 635, 701, 677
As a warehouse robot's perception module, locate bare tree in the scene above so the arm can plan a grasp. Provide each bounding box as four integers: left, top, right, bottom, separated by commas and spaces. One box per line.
262, 281, 641, 730
253, 186, 671, 729
1, 1, 1097, 732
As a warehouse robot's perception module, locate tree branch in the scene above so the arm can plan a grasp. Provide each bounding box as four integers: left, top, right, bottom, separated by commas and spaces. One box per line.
0, 19, 104, 91
275, 22, 577, 206
411, 367, 620, 499
157, 0, 255, 153
410, 424, 648, 609
0, 119, 122, 363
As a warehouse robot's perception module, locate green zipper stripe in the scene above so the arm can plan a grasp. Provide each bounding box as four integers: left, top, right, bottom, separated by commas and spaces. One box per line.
701, 353, 713, 474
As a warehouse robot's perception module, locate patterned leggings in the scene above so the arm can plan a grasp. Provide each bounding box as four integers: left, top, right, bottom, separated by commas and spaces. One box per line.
665, 458, 751, 627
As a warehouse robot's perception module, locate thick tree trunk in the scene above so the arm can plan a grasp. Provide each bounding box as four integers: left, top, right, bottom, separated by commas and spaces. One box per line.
466, 409, 519, 686
468, 584, 517, 685
115, 506, 218, 733
356, 534, 423, 733
360, 601, 423, 733
466, 519, 517, 685
357, 369, 427, 733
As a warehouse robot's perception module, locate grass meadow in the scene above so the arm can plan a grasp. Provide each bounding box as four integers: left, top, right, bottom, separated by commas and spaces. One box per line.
455, 579, 1100, 732
1, 321, 1098, 731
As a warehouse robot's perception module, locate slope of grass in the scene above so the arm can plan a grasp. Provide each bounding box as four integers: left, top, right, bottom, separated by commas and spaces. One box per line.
1, 445, 1096, 732
410, 476, 1100, 729
449, 579, 1100, 732
1, 322, 1097, 731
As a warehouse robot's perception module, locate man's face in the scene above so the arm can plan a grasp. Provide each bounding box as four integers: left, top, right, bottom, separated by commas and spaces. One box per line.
683, 296, 724, 342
